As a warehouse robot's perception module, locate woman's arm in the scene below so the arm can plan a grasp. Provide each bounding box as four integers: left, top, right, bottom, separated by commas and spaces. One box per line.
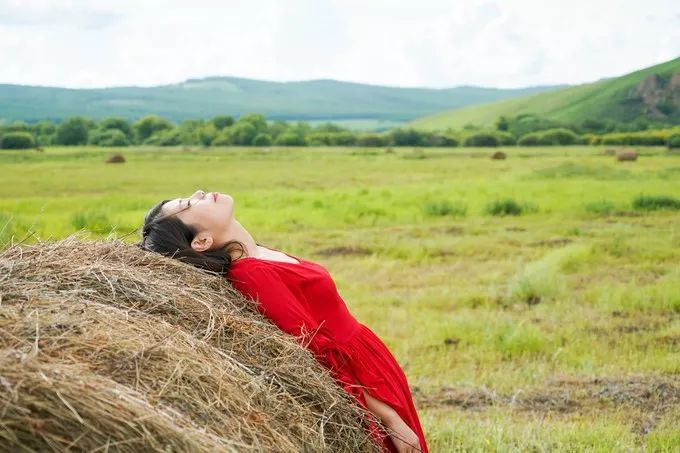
362, 389, 400, 423
362, 390, 422, 452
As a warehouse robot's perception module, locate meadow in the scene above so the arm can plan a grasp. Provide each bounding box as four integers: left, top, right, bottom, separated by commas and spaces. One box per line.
1, 145, 679, 451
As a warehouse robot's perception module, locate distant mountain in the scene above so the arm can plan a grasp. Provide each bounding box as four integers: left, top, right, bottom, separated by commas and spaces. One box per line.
0, 77, 562, 128
410, 57, 680, 130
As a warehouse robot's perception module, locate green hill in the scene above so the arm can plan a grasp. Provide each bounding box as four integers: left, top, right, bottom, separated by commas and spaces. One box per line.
410, 57, 680, 131
0, 77, 560, 128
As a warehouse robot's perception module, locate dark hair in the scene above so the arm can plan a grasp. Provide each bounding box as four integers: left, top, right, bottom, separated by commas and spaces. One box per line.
137, 198, 250, 276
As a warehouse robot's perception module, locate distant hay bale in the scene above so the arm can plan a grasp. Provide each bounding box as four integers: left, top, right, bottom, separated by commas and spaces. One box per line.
384, 147, 394, 154
0, 235, 380, 453
105, 153, 126, 164
616, 149, 637, 162
491, 151, 507, 160
604, 148, 617, 156
35, 146, 44, 152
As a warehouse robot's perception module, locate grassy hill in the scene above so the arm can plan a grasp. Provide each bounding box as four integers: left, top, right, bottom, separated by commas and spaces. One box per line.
410, 57, 680, 131
0, 77, 560, 128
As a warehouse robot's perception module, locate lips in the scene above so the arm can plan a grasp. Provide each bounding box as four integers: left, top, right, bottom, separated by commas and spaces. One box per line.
213, 192, 218, 202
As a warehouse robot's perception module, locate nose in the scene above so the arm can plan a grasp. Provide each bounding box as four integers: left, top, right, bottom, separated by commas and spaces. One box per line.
193, 190, 206, 199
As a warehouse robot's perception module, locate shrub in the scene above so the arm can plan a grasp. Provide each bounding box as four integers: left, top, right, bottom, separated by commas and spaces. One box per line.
229, 122, 258, 145
6, 121, 29, 132
252, 133, 273, 146
505, 113, 565, 138
668, 134, 680, 149
426, 133, 459, 147
632, 195, 680, 211
311, 132, 357, 146
56, 117, 92, 145
464, 132, 499, 147
0, 131, 35, 149
98, 117, 133, 139
143, 129, 182, 146
274, 132, 307, 146
517, 132, 542, 146
485, 198, 537, 216
389, 128, 428, 146
423, 200, 467, 217
212, 130, 232, 146
517, 128, 581, 146
88, 129, 129, 147
356, 134, 389, 147
237, 113, 268, 134
211, 115, 234, 130
495, 131, 516, 146
584, 134, 602, 145
600, 130, 668, 146
132, 115, 174, 143
36, 134, 54, 146
540, 128, 581, 145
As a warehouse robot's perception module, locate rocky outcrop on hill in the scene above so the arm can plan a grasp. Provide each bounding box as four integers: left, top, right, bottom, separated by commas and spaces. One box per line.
634, 71, 680, 118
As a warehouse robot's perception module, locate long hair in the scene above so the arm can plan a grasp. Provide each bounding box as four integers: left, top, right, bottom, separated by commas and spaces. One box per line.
137, 198, 251, 276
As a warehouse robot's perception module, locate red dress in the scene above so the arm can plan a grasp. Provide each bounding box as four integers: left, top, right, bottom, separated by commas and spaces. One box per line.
227, 250, 429, 453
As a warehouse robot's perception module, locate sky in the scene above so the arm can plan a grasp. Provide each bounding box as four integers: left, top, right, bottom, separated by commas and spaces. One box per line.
1, 0, 679, 90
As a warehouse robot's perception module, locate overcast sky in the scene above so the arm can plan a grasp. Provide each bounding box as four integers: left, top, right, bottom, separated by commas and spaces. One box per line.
1, 0, 679, 89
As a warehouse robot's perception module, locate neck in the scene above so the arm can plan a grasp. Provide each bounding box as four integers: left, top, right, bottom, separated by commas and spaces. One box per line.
227, 219, 259, 259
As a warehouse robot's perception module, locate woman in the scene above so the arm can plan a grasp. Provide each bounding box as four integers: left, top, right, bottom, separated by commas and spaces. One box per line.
139, 189, 428, 453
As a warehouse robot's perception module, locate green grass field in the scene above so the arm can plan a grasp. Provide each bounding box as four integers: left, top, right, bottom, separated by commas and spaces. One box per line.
1, 145, 679, 451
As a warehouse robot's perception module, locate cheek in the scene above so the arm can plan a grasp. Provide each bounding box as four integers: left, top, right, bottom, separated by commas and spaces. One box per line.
206, 205, 231, 229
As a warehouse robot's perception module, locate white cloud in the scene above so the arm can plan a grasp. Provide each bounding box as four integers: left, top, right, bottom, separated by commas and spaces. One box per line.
0, 0, 678, 88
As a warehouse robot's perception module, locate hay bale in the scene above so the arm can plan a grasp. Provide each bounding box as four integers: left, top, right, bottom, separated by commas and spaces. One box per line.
604, 148, 617, 156
0, 235, 380, 453
491, 151, 507, 160
105, 153, 126, 164
384, 147, 394, 154
617, 149, 637, 162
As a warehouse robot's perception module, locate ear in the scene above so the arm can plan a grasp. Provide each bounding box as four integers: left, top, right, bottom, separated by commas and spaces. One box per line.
191, 231, 214, 252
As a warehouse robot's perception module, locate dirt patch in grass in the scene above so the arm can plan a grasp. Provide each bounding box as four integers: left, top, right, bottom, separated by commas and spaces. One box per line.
414, 375, 680, 431
430, 249, 457, 258
315, 245, 374, 257
412, 386, 496, 411
428, 225, 465, 235
655, 335, 680, 346
587, 313, 675, 337
528, 237, 573, 247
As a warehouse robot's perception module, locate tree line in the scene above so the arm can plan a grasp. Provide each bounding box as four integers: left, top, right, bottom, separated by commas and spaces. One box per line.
0, 112, 678, 149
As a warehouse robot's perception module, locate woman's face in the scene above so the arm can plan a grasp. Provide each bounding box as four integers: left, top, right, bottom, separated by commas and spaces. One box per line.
160, 189, 235, 252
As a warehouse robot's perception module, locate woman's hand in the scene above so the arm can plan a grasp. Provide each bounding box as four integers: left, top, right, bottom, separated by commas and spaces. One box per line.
384, 414, 423, 453
361, 389, 422, 452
